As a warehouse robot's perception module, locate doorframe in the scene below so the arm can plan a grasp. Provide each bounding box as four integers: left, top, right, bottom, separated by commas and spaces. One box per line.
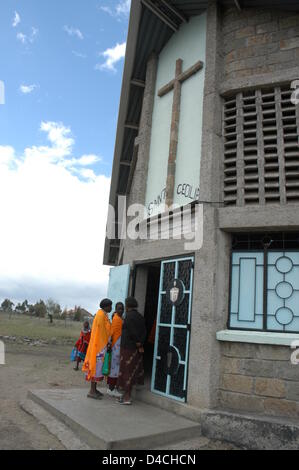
150, 255, 195, 403
130, 253, 195, 296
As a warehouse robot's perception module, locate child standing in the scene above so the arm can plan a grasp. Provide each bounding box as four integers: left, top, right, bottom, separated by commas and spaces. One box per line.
74, 321, 91, 371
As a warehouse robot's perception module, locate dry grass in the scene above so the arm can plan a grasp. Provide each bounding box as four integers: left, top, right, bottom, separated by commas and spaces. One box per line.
0, 312, 82, 341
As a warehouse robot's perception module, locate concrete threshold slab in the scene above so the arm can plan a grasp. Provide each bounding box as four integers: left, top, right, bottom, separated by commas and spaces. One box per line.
28, 388, 201, 450
133, 387, 203, 422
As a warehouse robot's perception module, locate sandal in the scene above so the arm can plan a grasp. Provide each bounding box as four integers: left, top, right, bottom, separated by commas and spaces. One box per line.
118, 400, 132, 405
87, 393, 102, 400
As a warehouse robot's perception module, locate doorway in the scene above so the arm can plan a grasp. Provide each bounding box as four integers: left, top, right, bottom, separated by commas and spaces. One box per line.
133, 256, 194, 402
143, 264, 161, 378
134, 262, 161, 380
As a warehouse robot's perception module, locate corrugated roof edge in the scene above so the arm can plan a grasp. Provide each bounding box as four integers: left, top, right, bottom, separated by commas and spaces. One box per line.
103, 0, 142, 266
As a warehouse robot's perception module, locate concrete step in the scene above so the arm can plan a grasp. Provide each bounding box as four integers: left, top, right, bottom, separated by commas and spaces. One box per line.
28, 388, 202, 450
26, 387, 299, 449
20, 398, 90, 450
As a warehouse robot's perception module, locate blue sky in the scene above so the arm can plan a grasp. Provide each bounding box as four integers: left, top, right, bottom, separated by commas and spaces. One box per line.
0, 0, 130, 176
0, 0, 131, 313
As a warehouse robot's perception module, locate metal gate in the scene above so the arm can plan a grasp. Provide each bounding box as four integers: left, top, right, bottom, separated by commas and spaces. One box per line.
151, 257, 194, 402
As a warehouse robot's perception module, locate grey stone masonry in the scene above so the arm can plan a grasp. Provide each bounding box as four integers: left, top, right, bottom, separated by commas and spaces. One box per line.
219, 342, 299, 419
222, 7, 299, 80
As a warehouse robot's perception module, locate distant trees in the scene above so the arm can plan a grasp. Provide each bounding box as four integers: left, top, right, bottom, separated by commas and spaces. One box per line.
1, 299, 14, 312
15, 300, 29, 314
32, 300, 47, 318
15, 303, 24, 314
29, 304, 36, 317
61, 308, 69, 320
46, 299, 62, 323
22, 300, 29, 312
0, 297, 91, 322
73, 306, 86, 322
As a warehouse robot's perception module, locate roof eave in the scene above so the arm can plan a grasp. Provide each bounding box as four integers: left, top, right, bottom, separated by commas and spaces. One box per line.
103, 0, 142, 266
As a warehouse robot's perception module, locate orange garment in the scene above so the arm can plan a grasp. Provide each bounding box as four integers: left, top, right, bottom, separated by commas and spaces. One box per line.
110, 314, 123, 347
82, 309, 111, 381
148, 319, 157, 344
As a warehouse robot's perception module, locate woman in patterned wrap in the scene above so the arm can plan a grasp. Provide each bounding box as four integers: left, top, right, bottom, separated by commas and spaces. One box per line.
117, 297, 146, 405
82, 298, 112, 400
106, 302, 124, 397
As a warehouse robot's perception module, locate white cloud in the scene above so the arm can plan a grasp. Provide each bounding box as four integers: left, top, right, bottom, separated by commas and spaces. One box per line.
79, 168, 97, 181
22, 122, 74, 163
60, 154, 102, 171
16, 27, 38, 45
116, 0, 131, 16
0, 122, 110, 313
100, 0, 131, 17
17, 32, 26, 44
96, 42, 126, 73
72, 50, 87, 59
77, 154, 101, 166
40, 121, 74, 155
0, 146, 15, 166
30, 27, 38, 42
64, 25, 84, 40
20, 84, 38, 95
99, 6, 114, 15
12, 11, 21, 28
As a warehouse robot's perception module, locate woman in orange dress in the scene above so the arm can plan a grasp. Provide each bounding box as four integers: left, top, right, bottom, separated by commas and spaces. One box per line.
82, 298, 112, 400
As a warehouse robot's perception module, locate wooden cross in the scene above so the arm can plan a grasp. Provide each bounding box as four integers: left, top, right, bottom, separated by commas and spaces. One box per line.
158, 58, 204, 208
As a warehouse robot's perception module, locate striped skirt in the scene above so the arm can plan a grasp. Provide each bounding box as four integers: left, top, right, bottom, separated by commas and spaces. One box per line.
117, 347, 144, 391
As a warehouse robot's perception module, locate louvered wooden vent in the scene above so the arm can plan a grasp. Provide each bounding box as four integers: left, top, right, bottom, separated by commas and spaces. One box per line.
223, 84, 299, 206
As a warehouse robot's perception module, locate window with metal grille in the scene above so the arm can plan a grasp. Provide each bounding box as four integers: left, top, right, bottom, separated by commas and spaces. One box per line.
223, 85, 299, 206
229, 233, 299, 333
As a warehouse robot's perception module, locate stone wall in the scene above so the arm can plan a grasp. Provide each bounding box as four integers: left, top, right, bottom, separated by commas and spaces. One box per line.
218, 342, 299, 419
219, 6, 299, 420
222, 7, 299, 80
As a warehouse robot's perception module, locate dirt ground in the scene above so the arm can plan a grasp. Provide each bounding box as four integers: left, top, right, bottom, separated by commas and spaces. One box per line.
0, 341, 86, 450
0, 340, 240, 450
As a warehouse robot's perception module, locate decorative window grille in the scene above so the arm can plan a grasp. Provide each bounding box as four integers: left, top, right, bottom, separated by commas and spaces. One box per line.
223, 84, 299, 206
229, 232, 299, 333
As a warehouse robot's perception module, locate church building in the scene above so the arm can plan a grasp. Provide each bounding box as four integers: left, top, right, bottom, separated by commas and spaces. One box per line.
104, 0, 299, 441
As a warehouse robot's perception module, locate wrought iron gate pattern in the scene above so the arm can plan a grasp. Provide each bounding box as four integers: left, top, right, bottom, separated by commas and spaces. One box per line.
151, 257, 194, 402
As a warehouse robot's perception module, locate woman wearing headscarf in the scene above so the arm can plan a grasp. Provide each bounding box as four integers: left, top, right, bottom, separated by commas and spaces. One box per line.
82, 298, 112, 399
117, 297, 146, 405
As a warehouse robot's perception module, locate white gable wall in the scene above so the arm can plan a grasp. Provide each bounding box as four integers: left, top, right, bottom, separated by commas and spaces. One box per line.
145, 14, 207, 217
